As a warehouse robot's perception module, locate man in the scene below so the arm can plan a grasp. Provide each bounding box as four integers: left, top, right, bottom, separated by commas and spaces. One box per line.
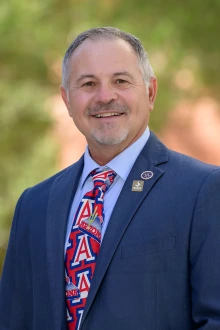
0, 27, 220, 330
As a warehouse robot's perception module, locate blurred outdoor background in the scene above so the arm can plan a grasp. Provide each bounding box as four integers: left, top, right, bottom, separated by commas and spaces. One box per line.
0, 0, 220, 273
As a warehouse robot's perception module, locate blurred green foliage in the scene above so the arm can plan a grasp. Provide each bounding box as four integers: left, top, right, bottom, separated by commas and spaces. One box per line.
0, 0, 219, 272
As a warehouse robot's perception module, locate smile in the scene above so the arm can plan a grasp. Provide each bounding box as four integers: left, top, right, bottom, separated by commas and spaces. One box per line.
93, 112, 122, 118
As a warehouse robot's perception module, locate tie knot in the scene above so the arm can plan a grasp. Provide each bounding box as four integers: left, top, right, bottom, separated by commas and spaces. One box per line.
91, 168, 116, 191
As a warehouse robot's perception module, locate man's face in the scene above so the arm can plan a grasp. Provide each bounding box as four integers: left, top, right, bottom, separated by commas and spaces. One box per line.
61, 38, 157, 155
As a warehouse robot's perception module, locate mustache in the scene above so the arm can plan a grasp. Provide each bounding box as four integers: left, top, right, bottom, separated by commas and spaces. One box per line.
86, 101, 130, 115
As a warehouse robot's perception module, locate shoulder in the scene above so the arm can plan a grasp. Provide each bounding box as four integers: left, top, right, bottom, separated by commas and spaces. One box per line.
165, 148, 220, 205
144, 132, 220, 195
19, 156, 84, 204
148, 131, 219, 177
168, 148, 219, 174
24, 164, 71, 195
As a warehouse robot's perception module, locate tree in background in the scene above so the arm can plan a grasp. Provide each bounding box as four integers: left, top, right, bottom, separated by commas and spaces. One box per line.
0, 0, 219, 272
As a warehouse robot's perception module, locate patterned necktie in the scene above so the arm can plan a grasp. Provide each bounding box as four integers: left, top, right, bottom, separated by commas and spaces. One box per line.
65, 168, 116, 330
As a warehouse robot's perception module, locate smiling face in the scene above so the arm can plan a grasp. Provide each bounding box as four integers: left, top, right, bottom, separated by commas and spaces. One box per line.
61, 38, 157, 163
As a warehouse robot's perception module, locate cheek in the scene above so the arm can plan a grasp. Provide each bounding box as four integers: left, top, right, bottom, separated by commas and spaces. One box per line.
120, 88, 147, 107
70, 96, 84, 109
118, 92, 136, 110
68, 96, 88, 118
70, 89, 92, 107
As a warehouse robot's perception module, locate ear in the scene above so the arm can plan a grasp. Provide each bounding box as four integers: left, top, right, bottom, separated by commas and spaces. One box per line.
148, 77, 158, 112
60, 85, 72, 117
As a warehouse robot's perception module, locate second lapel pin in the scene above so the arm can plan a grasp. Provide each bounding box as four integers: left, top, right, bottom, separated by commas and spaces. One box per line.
141, 171, 154, 180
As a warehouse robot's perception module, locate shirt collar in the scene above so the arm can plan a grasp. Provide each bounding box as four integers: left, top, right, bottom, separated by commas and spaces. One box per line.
79, 126, 150, 188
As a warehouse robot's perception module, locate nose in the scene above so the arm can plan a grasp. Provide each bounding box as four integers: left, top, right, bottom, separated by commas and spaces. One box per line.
94, 84, 118, 104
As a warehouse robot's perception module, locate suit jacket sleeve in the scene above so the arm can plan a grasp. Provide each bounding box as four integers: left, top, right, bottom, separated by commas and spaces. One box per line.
0, 189, 29, 329
190, 168, 220, 328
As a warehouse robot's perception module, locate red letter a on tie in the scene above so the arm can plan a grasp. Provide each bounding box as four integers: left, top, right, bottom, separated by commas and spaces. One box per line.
74, 235, 94, 264
76, 199, 92, 226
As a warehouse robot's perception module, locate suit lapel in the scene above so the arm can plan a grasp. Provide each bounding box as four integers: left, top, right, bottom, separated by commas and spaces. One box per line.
46, 157, 84, 330
81, 132, 169, 326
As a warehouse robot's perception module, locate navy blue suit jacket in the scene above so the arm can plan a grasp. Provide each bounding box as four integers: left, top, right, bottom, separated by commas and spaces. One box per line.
1, 132, 220, 329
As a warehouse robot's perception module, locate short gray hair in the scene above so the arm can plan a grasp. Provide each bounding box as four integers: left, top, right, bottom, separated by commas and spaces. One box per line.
62, 27, 155, 89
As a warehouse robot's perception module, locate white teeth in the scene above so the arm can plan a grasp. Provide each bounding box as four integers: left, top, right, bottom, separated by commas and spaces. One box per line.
94, 113, 121, 118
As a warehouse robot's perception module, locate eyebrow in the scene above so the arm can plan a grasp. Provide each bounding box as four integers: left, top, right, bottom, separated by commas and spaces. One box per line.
76, 74, 96, 84
76, 71, 134, 84
113, 71, 134, 79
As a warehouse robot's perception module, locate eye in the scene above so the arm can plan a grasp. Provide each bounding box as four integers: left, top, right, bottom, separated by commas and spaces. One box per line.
115, 79, 127, 84
115, 79, 130, 89
82, 81, 95, 87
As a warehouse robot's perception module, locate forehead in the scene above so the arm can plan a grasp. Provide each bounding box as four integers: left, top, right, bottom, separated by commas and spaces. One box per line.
68, 38, 142, 78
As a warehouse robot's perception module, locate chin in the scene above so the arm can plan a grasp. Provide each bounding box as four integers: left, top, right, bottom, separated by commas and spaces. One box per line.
91, 129, 129, 146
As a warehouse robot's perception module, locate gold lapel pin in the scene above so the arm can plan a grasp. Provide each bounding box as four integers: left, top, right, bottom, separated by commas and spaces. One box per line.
132, 180, 144, 192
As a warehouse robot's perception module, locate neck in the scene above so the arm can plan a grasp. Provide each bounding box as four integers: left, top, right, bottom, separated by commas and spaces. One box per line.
88, 144, 127, 165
